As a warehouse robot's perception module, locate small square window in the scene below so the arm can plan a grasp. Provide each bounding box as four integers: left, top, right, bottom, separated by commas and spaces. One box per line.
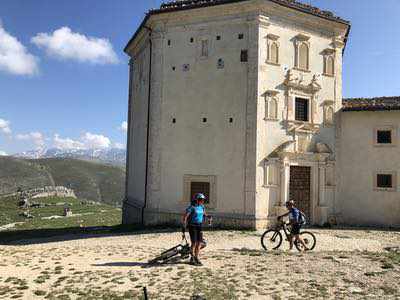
377, 130, 392, 144
295, 98, 309, 122
216, 35, 221, 40
183, 64, 190, 72
240, 50, 248, 62
167, 40, 171, 46
238, 33, 244, 40
172, 66, 176, 71
190, 37, 194, 43
229, 118, 233, 123
172, 118, 176, 124
377, 174, 393, 188
217, 58, 224, 69
202, 118, 207, 123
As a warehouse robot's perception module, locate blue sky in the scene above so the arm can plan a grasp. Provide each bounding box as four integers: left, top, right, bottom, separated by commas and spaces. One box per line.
0, 0, 399, 155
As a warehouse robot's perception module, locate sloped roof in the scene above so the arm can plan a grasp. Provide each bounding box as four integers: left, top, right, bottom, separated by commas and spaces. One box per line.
124, 0, 350, 53
343, 97, 400, 112
157, 0, 349, 24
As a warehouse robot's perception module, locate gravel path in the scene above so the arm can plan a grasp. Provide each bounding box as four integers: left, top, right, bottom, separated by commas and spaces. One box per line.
0, 228, 399, 299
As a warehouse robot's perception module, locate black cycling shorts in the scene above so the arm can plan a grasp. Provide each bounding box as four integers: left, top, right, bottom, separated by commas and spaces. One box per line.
188, 224, 203, 243
291, 223, 301, 235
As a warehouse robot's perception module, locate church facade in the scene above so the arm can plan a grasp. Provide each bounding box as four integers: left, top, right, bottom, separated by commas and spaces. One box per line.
123, 0, 399, 229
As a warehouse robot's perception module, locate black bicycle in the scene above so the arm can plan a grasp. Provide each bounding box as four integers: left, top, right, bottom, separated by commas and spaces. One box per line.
148, 228, 191, 264
261, 219, 316, 251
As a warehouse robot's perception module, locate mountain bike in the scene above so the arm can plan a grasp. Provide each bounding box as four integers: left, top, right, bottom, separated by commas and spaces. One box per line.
261, 219, 316, 251
148, 228, 206, 264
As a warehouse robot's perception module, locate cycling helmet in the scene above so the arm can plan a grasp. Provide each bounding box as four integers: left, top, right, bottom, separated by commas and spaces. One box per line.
193, 193, 206, 202
285, 200, 294, 207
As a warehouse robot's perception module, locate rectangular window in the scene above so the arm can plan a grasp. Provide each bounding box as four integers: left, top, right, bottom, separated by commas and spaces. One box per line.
240, 50, 248, 62
201, 40, 208, 57
377, 130, 392, 144
190, 182, 210, 204
377, 174, 393, 188
295, 98, 309, 122
238, 33, 244, 40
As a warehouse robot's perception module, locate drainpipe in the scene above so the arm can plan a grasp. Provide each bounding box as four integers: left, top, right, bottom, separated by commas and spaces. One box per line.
142, 26, 153, 226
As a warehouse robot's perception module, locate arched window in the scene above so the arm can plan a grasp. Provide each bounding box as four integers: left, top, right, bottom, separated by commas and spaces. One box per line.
298, 42, 309, 70
269, 42, 279, 64
325, 56, 334, 76
265, 93, 279, 120
325, 106, 334, 125
267, 97, 278, 119
266, 34, 280, 65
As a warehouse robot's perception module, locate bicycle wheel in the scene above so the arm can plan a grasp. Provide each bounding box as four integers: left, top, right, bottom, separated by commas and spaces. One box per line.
295, 231, 316, 251
148, 246, 181, 264
261, 230, 282, 251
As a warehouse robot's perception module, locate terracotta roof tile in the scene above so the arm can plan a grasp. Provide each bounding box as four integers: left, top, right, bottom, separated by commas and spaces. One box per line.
124, 0, 350, 52
156, 0, 349, 24
343, 97, 400, 112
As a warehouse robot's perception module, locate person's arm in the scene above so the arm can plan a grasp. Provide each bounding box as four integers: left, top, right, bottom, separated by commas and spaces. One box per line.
277, 212, 289, 219
182, 207, 191, 228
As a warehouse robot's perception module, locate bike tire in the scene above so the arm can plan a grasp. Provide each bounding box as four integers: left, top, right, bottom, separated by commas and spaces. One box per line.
148, 246, 181, 264
261, 230, 282, 251
295, 231, 316, 251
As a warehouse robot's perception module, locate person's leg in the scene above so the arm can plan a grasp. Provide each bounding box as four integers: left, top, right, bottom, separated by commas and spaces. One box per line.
295, 234, 309, 251
289, 234, 294, 250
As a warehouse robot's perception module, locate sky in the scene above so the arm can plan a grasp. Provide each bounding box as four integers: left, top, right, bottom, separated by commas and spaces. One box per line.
0, 0, 399, 155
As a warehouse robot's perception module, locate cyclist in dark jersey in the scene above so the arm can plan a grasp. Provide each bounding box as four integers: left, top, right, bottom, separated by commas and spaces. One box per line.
182, 193, 212, 266
278, 200, 308, 251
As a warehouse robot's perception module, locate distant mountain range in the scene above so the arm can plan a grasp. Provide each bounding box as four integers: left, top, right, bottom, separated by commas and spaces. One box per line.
14, 148, 126, 167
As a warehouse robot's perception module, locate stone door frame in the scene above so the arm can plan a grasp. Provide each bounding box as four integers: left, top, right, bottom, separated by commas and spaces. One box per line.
277, 153, 329, 224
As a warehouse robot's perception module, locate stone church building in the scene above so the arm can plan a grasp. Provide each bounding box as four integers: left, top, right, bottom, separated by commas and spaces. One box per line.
122, 0, 399, 229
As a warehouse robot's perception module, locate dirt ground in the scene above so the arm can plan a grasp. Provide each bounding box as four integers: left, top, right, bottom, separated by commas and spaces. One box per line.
0, 228, 399, 299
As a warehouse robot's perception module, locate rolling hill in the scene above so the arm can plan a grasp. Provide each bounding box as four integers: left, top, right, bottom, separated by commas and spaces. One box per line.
0, 157, 125, 206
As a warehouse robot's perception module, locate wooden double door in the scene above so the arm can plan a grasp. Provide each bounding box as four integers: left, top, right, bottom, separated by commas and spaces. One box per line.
289, 166, 311, 218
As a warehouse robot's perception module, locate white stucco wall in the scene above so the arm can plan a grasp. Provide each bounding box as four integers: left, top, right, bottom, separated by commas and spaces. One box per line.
338, 111, 400, 227
124, 0, 349, 228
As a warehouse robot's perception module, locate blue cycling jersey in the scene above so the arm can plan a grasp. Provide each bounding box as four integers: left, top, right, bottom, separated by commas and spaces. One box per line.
186, 204, 205, 225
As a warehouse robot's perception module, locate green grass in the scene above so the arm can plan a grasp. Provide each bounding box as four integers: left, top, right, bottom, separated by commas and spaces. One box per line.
0, 196, 121, 230
0, 157, 125, 206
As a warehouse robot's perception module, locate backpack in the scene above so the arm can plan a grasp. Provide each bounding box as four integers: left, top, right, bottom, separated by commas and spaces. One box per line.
298, 211, 306, 225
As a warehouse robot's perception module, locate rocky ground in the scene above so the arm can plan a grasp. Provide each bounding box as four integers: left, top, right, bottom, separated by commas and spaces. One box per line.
0, 228, 399, 299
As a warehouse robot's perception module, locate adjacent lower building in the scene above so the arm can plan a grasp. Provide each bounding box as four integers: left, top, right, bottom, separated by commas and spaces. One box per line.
122, 0, 399, 229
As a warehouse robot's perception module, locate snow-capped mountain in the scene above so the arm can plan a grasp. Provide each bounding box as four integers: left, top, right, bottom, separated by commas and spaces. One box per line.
14, 148, 126, 166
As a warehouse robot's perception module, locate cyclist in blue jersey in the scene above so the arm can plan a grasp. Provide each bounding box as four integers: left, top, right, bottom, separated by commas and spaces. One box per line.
278, 200, 308, 251
182, 193, 212, 266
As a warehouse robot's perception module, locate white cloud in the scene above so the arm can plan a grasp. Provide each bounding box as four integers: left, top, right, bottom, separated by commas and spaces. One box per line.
32, 27, 118, 64
53, 132, 111, 150
0, 118, 11, 134
16, 132, 45, 149
119, 121, 128, 132
81, 132, 111, 149
113, 142, 126, 150
53, 134, 84, 150
0, 151, 7, 156
0, 24, 38, 75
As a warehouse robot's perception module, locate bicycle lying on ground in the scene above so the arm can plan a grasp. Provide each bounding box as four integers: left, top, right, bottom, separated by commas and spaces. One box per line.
261, 219, 316, 251
148, 228, 206, 264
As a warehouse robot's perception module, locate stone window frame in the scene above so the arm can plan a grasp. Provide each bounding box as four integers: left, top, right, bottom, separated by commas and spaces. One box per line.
322, 100, 335, 127
373, 171, 397, 192
199, 38, 209, 59
294, 33, 311, 72
266, 34, 280, 66
373, 126, 397, 147
263, 159, 280, 188
294, 96, 310, 122
322, 49, 335, 77
264, 90, 279, 121
183, 175, 217, 209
